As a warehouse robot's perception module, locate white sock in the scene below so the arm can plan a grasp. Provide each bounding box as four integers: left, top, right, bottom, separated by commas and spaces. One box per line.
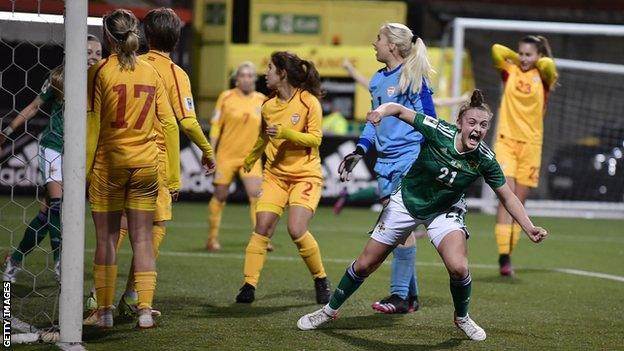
456, 314, 469, 321
323, 304, 338, 316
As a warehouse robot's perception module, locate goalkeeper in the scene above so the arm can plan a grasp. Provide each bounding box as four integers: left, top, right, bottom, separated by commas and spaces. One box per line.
338, 23, 436, 314
490, 36, 557, 276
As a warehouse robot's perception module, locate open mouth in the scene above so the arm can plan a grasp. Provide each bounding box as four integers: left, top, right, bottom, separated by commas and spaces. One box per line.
468, 132, 480, 144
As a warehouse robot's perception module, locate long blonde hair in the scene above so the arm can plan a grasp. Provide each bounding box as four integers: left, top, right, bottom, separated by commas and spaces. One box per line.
103, 9, 140, 71
382, 23, 434, 94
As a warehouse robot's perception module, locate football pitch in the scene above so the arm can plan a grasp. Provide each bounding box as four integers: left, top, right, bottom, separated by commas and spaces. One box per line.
3, 198, 624, 350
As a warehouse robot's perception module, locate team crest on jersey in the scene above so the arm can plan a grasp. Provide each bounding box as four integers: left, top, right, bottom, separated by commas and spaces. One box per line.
291, 113, 300, 124
533, 75, 540, 83
386, 86, 396, 97
468, 159, 479, 169
256, 107, 262, 115
185, 97, 194, 111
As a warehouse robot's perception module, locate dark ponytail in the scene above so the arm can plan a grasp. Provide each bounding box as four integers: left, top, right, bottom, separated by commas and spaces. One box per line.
458, 89, 492, 120
270, 51, 324, 98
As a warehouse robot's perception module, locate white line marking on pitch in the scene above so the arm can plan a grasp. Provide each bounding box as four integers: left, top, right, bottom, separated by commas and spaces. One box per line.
112, 248, 624, 284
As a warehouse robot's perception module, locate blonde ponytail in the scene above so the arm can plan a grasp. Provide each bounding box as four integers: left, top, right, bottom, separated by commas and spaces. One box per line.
400, 37, 433, 94
103, 9, 140, 71
382, 23, 435, 95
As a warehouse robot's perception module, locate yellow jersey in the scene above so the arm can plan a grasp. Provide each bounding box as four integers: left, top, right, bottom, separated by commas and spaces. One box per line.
245, 89, 323, 180
492, 44, 557, 144
87, 54, 180, 188
140, 50, 213, 158
210, 88, 265, 165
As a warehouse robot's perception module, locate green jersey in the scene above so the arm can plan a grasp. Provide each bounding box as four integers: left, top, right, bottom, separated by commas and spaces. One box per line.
39, 77, 64, 153
400, 113, 506, 220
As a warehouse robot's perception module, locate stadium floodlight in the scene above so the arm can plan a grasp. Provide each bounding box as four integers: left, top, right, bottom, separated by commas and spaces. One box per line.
451, 17, 624, 219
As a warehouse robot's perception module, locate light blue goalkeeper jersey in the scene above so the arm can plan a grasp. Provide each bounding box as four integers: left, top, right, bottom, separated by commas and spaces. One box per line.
356, 64, 436, 163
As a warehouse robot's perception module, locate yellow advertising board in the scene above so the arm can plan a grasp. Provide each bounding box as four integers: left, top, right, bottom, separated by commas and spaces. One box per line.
250, 0, 406, 45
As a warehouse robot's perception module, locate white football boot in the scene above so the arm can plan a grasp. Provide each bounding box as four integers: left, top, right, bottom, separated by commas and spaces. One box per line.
297, 307, 336, 331
454, 314, 486, 341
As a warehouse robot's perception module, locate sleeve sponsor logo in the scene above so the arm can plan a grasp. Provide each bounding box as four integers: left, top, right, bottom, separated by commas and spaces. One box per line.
185, 97, 195, 111
423, 115, 439, 128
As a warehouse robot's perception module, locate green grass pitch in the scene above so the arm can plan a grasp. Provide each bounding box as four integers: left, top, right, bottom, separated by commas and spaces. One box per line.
2, 197, 623, 350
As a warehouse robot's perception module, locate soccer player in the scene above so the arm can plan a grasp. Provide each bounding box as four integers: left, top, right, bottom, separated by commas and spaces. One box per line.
206, 62, 266, 251
297, 90, 548, 341
337, 23, 436, 314
1, 35, 102, 283
86, 9, 180, 329
108, 7, 216, 319
235, 51, 331, 304
491, 36, 557, 275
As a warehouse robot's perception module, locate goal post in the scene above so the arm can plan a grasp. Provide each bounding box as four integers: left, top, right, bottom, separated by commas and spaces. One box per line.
451, 17, 624, 219
59, 0, 87, 344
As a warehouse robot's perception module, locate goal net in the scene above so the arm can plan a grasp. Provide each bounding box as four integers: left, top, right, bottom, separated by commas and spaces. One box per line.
1, 4, 89, 346
451, 18, 624, 219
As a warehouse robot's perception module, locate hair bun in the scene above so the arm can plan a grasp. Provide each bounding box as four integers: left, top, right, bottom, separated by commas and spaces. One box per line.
470, 89, 484, 107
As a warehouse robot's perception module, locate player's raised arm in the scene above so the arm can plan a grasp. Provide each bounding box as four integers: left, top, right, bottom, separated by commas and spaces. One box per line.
491, 43, 519, 70
366, 102, 417, 126
535, 56, 558, 90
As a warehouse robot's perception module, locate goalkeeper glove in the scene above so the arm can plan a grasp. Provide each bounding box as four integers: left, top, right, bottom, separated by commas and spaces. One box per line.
338, 146, 365, 182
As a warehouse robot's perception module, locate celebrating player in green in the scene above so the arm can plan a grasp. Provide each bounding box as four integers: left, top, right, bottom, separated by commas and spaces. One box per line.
297, 90, 548, 341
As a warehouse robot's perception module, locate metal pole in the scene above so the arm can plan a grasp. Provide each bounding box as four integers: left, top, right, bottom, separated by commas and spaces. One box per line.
59, 0, 87, 344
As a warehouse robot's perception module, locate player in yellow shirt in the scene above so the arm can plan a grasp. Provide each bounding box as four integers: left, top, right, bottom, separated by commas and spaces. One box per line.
206, 62, 266, 251
235, 51, 331, 304
105, 7, 216, 319
491, 36, 557, 275
86, 9, 180, 329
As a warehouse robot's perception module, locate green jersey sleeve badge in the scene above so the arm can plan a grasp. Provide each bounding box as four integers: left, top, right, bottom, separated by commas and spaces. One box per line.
423, 115, 439, 128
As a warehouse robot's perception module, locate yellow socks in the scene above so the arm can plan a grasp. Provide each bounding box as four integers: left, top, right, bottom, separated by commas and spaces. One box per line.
94, 264, 117, 308
152, 225, 166, 258
243, 232, 270, 287
116, 228, 128, 252
134, 271, 157, 310
249, 197, 258, 227
495, 224, 513, 255
294, 232, 326, 279
511, 223, 522, 252
208, 198, 225, 243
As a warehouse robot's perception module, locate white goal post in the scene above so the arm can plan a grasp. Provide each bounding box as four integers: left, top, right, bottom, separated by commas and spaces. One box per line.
59, 0, 88, 345
451, 17, 624, 219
